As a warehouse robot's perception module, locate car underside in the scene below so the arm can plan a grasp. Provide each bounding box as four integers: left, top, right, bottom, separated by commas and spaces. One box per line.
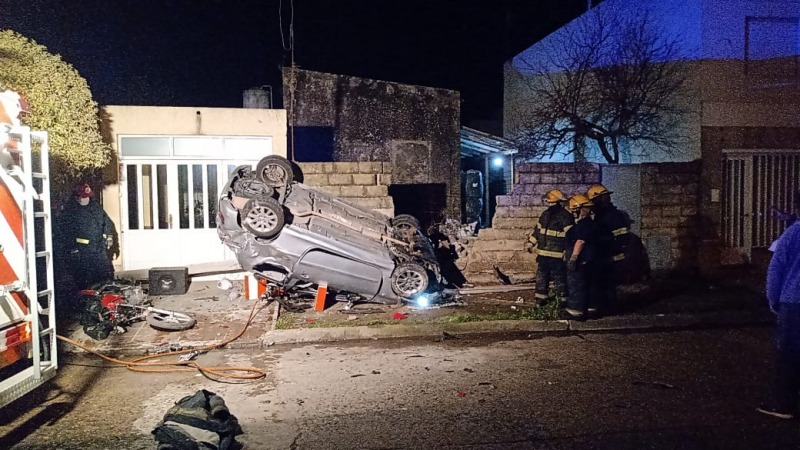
217, 155, 445, 305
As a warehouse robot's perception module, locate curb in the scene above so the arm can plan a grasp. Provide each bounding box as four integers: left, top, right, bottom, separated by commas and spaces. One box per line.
62, 310, 773, 357
260, 319, 568, 345
259, 309, 773, 346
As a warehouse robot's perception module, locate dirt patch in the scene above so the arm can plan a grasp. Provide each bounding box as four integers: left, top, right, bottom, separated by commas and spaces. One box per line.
274, 290, 561, 330
273, 267, 769, 330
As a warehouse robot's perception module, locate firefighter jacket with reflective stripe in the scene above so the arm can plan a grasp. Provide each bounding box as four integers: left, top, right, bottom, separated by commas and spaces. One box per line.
530, 204, 574, 260
594, 203, 630, 262
61, 199, 117, 253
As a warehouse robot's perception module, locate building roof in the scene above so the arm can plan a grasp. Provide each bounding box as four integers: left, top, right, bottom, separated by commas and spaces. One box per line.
460, 126, 518, 158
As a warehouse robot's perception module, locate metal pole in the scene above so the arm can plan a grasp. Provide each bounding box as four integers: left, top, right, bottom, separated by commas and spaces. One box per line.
484, 156, 490, 228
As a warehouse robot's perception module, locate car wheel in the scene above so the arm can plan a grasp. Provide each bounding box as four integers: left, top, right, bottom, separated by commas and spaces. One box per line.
256, 155, 294, 188
390, 263, 429, 298
392, 214, 420, 240
242, 198, 285, 238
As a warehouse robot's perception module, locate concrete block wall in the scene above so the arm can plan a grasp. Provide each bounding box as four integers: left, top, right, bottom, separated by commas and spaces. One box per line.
463, 163, 600, 285
297, 162, 395, 217
639, 161, 702, 271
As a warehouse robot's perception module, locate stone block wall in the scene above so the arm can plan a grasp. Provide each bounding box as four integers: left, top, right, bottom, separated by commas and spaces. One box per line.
461, 161, 702, 285
462, 163, 600, 285
638, 161, 702, 271
297, 162, 395, 217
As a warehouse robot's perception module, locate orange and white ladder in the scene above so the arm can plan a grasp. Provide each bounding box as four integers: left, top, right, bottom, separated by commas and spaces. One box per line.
0, 126, 57, 408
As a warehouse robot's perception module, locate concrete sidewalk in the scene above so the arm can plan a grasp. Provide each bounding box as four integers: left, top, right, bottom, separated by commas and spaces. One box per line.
59, 274, 774, 356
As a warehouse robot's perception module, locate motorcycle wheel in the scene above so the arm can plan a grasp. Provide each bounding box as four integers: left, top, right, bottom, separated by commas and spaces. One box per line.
145, 310, 196, 331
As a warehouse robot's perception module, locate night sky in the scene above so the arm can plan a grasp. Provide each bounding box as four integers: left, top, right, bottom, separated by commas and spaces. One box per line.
1, 0, 590, 125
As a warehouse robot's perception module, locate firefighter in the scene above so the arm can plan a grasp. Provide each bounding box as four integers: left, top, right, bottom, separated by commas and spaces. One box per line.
528, 189, 574, 306
586, 183, 631, 313
561, 194, 599, 321
61, 181, 118, 290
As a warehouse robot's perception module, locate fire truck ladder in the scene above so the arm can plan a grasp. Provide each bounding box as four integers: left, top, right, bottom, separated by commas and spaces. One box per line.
0, 127, 58, 408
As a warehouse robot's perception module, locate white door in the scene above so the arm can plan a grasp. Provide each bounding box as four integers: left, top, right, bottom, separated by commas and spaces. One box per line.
121, 160, 255, 270
723, 150, 800, 260
722, 153, 754, 262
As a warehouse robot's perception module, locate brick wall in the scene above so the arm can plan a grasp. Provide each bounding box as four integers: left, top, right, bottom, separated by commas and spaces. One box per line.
639, 161, 702, 271
461, 161, 702, 285
297, 161, 395, 217
462, 163, 600, 285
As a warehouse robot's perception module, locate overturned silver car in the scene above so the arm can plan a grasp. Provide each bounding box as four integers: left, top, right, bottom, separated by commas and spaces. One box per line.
217, 155, 444, 305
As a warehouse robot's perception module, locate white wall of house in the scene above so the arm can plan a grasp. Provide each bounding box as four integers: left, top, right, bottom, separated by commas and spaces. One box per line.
100, 105, 287, 272
504, 0, 799, 163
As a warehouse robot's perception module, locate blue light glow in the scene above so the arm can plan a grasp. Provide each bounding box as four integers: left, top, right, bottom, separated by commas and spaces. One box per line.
492, 156, 504, 167
415, 295, 430, 308
511, 0, 800, 75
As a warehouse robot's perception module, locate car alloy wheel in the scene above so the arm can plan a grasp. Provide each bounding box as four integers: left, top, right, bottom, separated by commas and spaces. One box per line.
242, 197, 285, 239
390, 262, 429, 298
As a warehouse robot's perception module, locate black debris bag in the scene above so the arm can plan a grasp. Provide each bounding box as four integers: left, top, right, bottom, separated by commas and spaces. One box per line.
152, 389, 243, 450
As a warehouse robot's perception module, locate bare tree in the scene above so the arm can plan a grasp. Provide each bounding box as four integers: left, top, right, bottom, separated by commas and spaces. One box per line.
509, 10, 689, 163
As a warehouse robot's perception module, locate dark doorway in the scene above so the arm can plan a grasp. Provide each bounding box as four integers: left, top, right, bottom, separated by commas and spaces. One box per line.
388, 183, 447, 232
460, 155, 509, 228
292, 126, 334, 162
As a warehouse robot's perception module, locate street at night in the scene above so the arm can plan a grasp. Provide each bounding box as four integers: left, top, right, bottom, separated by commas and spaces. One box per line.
3, 325, 798, 449
2, 0, 800, 449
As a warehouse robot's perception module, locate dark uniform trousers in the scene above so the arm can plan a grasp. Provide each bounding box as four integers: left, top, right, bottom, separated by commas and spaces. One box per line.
535, 256, 567, 304
566, 262, 605, 315
772, 304, 800, 413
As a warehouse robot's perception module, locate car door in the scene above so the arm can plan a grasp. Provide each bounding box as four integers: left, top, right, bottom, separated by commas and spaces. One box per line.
292, 249, 383, 299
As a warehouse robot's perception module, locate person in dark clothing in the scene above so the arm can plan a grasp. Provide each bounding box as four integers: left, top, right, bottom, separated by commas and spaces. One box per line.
758, 193, 800, 419
528, 189, 574, 306
428, 224, 467, 288
769, 190, 800, 252
61, 182, 118, 290
561, 194, 600, 321
586, 183, 630, 313
771, 190, 800, 227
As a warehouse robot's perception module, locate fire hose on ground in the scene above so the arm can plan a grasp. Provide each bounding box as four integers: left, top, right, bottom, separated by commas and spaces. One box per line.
56, 298, 269, 381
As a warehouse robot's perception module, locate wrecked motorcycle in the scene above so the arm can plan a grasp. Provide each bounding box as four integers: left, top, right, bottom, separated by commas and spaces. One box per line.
79, 280, 196, 340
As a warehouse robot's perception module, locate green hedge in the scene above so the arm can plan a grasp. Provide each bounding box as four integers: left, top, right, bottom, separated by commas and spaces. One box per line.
0, 30, 110, 193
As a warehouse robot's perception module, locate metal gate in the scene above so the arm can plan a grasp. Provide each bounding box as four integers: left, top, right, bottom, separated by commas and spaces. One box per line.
723, 149, 800, 260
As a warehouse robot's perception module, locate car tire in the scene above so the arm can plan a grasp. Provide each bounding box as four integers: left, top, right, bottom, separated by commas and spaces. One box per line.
390, 263, 430, 298
392, 214, 420, 240
256, 155, 294, 188
242, 198, 285, 239
146, 310, 196, 331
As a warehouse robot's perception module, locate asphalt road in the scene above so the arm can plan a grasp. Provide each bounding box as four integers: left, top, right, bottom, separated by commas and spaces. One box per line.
2, 325, 798, 449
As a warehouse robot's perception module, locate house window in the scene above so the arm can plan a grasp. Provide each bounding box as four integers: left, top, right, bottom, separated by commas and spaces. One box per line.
120, 137, 171, 157
174, 137, 224, 156
745, 16, 799, 78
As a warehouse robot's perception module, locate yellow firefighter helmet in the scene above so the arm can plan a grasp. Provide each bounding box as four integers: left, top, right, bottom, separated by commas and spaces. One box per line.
586, 183, 613, 200
568, 194, 594, 212
543, 189, 567, 204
